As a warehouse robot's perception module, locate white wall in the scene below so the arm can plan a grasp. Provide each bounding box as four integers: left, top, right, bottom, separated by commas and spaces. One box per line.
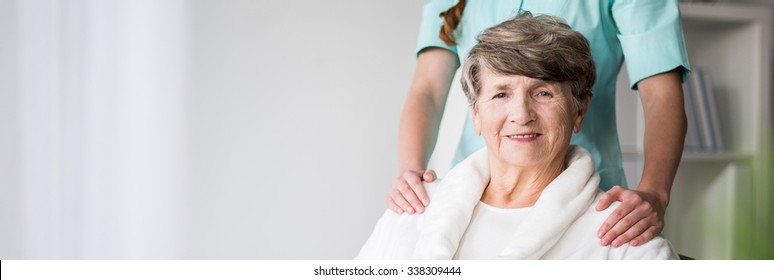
183, 0, 424, 259
0, 0, 425, 259
0, 0, 23, 258
1, 0, 192, 259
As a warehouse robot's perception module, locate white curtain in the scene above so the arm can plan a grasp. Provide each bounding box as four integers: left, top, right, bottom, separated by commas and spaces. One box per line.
7, 0, 190, 258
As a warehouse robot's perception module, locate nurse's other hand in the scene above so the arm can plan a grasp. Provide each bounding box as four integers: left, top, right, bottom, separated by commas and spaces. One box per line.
595, 185, 666, 247
387, 169, 436, 214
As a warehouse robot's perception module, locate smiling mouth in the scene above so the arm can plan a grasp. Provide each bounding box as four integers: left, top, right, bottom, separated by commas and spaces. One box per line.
507, 133, 540, 139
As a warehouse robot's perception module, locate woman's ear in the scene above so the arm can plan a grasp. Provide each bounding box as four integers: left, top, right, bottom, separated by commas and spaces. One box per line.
472, 105, 482, 136
573, 98, 591, 133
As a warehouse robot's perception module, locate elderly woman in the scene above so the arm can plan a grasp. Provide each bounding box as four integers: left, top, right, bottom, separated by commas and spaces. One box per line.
356, 12, 677, 259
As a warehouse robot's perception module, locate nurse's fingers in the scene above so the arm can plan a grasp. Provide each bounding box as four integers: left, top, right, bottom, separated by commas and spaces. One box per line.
600, 208, 640, 247
386, 196, 405, 214
609, 213, 649, 247
596, 185, 624, 211
422, 170, 437, 183
596, 185, 625, 238
386, 169, 434, 214
400, 170, 427, 213
599, 186, 665, 247
416, 169, 436, 206
598, 188, 641, 246
389, 184, 414, 214
612, 198, 662, 247
629, 226, 658, 247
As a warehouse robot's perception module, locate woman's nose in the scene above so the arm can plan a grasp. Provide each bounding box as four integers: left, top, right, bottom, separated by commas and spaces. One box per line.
508, 94, 536, 124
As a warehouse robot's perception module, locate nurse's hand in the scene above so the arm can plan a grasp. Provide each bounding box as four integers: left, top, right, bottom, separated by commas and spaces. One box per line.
387, 169, 436, 214
595, 185, 667, 247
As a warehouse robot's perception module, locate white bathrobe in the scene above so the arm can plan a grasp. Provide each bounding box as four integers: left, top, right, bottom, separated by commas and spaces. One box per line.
356, 145, 678, 260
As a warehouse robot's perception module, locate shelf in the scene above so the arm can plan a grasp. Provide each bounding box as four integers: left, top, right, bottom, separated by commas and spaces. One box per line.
681, 2, 772, 24
681, 151, 754, 162
617, 1, 772, 260
622, 150, 754, 162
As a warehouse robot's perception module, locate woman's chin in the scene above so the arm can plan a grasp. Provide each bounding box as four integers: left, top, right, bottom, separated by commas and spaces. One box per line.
495, 150, 546, 167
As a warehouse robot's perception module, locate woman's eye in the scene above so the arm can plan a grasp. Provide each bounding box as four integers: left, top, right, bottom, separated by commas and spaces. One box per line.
494, 92, 507, 99
537, 91, 552, 97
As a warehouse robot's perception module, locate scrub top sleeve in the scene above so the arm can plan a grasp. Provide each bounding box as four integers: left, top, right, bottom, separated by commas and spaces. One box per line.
416, 0, 458, 57
612, 0, 691, 90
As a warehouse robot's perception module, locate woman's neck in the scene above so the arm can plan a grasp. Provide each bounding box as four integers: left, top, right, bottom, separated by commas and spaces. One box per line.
480, 157, 565, 209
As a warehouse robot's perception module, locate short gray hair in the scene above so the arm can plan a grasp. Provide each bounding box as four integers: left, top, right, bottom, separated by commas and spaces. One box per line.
460, 11, 595, 112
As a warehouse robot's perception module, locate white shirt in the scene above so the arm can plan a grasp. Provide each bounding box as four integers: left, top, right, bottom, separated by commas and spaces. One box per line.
454, 202, 532, 259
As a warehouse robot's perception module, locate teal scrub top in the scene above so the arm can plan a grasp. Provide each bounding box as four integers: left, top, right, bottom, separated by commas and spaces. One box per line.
416, 0, 691, 190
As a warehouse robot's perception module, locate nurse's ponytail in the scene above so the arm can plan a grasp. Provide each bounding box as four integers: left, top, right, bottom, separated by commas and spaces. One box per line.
439, 0, 466, 46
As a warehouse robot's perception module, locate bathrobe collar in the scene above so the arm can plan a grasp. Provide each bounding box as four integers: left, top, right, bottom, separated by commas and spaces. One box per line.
412, 145, 600, 259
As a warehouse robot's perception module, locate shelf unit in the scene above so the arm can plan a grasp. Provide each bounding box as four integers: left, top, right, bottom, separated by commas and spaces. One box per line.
616, 3, 772, 259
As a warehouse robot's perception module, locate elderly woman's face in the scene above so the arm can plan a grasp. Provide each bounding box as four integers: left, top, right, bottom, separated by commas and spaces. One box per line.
472, 67, 587, 168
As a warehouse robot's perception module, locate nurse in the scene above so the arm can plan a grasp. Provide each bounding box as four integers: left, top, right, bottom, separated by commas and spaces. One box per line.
388, 0, 689, 248
359, 12, 679, 259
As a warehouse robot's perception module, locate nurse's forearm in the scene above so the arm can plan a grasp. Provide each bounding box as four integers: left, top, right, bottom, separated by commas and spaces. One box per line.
637, 69, 687, 206
398, 92, 445, 172
398, 49, 459, 173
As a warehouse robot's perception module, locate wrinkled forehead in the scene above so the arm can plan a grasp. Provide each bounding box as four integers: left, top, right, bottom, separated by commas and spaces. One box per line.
479, 67, 569, 93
